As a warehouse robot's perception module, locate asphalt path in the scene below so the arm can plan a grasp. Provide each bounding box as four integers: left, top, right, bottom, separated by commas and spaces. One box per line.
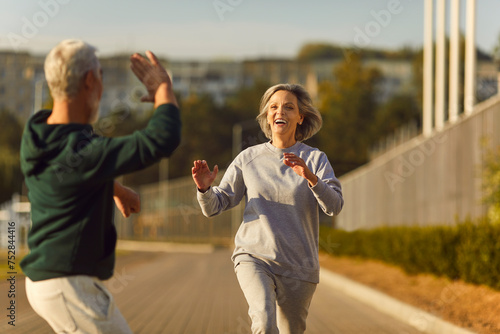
0, 246, 423, 333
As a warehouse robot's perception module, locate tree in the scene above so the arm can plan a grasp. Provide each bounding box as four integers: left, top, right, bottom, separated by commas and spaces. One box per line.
224, 80, 269, 122
0, 110, 24, 204
223, 80, 270, 151
168, 92, 232, 179
316, 53, 383, 176
494, 32, 500, 63
297, 43, 417, 62
373, 93, 421, 142
297, 43, 344, 61
483, 143, 500, 224
167, 81, 271, 179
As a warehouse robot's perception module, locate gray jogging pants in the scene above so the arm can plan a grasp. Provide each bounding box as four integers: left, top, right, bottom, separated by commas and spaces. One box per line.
235, 261, 317, 334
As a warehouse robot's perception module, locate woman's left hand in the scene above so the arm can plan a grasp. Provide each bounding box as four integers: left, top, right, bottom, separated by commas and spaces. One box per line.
283, 153, 318, 186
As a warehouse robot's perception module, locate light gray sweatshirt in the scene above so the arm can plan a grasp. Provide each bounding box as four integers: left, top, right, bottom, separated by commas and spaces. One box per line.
197, 141, 343, 283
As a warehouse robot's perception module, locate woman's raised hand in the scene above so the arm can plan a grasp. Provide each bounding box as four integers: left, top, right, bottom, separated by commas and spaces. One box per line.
283, 153, 318, 187
192, 160, 219, 193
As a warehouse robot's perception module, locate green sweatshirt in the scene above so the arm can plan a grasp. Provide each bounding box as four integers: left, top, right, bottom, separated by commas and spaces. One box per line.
20, 103, 181, 281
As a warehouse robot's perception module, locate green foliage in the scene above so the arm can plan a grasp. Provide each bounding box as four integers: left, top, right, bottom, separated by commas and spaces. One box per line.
297, 43, 418, 62
223, 80, 270, 150
317, 53, 383, 175
0, 110, 24, 204
455, 218, 500, 288
224, 80, 269, 121
482, 144, 500, 224
175, 82, 270, 176
297, 43, 345, 61
310, 48, 424, 176
169, 81, 269, 179
319, 218, 500, 290
373, 94, 421, 142
411, 49, 424, 110
170, 92, 234, 179
494, 32, 500, 62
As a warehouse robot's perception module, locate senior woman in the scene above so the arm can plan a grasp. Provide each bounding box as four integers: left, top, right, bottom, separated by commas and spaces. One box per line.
192, 83, 343, 334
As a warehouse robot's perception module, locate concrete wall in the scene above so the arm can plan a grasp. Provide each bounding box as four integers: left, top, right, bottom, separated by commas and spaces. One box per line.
336, 95, 500, 231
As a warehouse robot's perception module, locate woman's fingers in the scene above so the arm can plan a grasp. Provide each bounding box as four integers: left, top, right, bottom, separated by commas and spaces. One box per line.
283, 153, 305, 165
212, 165, 219, 180
192, 160, 215, 175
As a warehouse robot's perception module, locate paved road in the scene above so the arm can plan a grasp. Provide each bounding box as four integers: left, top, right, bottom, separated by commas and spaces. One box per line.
1, 247, 423, 333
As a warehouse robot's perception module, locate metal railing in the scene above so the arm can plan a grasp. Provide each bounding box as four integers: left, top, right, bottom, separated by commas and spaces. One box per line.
114, 172, 242, 246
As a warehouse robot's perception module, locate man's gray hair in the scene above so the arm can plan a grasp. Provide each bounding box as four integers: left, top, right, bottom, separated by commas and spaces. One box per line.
256, 83, 323, 141
44, 39, 100, 100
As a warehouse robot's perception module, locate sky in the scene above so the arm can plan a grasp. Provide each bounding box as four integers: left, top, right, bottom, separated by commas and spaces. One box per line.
0, 0, 499, 61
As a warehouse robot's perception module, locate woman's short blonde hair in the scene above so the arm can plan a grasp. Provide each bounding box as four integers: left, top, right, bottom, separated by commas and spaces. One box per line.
44, 39, 100, 100
256, 83, 322, 142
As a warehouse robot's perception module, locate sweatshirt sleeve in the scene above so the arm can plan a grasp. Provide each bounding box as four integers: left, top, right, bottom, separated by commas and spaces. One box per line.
309, 152, 344, 216
197, 158, 246, 217
82, 103, 181, 181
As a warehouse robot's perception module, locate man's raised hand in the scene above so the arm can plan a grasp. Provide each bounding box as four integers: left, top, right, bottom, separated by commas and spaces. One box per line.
130, 50, 177, 108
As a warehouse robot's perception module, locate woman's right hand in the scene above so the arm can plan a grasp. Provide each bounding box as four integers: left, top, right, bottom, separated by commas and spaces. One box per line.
192, 160, 218, 193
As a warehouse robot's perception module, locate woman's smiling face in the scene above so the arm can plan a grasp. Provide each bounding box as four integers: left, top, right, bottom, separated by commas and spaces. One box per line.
266, 90, 304, 141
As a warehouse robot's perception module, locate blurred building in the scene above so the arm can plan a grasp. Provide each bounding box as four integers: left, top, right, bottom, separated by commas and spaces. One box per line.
242, 57, 421, 104
0, 51, 44, 120
170, 60, 243, 105
477, 61, 498, 102
0, 50, 497, 121
98, 55, 152, 118
242, 58, 310, 86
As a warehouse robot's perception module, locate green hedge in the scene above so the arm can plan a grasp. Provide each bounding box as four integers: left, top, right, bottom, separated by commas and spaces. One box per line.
319, 218, 500, 290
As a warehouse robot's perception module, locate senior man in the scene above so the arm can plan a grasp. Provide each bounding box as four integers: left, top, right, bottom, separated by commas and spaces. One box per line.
20, 39, 181, 333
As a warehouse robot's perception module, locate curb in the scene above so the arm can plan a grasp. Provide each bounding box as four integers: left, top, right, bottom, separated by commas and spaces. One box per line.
320, 269, 477, 334
116, 240, 215, 254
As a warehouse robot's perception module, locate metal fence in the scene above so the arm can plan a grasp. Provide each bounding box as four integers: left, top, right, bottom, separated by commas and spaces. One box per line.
0, 194, 30, 250
114, 173, 243, 246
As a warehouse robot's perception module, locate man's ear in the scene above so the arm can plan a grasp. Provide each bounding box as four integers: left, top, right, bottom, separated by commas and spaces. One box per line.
83, 70, 96, 90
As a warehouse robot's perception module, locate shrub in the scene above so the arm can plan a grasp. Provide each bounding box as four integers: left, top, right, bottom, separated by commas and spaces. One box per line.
319, 218, 500, 290
482, 144, 500, 225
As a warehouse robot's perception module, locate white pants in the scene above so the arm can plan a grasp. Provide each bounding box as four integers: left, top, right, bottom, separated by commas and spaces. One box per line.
25, 276, 132, 334
235, 261, 317, 334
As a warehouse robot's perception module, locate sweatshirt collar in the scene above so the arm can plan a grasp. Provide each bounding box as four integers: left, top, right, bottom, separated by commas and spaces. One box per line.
265, 141, 302, 159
